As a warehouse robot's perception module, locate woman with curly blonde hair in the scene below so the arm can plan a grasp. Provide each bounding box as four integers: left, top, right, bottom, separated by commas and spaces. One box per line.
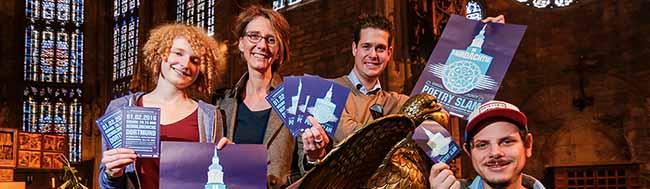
131, 23, 226, 102
99, 23, 228, 189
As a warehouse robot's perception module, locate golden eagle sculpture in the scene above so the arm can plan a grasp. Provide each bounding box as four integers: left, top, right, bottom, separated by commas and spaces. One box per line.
289, 93, 450, 189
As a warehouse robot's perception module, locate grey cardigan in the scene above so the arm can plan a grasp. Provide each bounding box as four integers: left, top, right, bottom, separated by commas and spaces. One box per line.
98, 92, 223, 189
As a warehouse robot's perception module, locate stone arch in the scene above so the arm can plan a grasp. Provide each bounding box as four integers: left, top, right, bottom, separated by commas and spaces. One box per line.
543, 119, 630, 165
516, 73, 647, 177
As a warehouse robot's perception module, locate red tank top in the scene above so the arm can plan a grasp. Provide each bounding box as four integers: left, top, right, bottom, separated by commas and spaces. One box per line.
135, 98, 199, 189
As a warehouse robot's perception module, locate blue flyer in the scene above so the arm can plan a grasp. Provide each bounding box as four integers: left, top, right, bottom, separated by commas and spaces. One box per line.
412, 120, 461, 163
266, 81, 287, 123
96, 109, 123, 149
293, 76, 318, 136
296, 77, 349, 137
283, 77, 300, 128
271, 75, 350, 137
96, 105, 161, 158
122, 106, 160, 158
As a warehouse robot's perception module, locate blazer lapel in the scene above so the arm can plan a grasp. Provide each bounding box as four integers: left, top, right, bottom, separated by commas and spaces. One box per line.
223, 97, 238, 139
263, 110, 283, 147
263, 73, 285, 147
225, 72, 249, 139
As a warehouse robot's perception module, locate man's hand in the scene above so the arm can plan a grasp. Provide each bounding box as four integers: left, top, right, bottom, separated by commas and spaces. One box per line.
429, 163, 460, 189
302, 116, 330, 162
482, 15, 505, 24
102, 148, 137, 178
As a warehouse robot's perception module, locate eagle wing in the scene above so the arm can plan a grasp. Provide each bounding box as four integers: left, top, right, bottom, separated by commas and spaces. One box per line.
367, 137, 432, 189
298, 114, 416, 189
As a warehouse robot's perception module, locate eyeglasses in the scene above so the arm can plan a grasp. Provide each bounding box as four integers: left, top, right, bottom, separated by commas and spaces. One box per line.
244, 32, 277, 46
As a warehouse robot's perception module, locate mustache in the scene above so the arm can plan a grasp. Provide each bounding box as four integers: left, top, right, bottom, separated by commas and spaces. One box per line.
364, 61, 381, 64
484, 158, 512, 166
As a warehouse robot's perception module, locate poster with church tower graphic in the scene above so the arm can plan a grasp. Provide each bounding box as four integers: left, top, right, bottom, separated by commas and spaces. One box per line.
160, 142, 267, 189
410, 15, 526, 119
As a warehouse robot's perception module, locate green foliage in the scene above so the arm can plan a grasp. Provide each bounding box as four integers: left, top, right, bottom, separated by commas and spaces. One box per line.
57, 154, 88, 189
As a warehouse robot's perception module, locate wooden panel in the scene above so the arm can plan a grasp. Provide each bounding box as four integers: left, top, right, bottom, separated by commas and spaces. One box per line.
0, 128, 17, 168
0, 168, 13, 182
547, 162, 641, 189
0, 181, 25, 189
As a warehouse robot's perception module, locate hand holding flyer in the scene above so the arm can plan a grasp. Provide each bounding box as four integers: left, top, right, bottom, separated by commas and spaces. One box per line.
412, 120, 460, 163
96, 106, 161, 158
266, 76, 350, 137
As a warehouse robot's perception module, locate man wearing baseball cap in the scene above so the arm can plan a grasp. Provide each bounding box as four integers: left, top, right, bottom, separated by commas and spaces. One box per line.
429, 100, 546, 189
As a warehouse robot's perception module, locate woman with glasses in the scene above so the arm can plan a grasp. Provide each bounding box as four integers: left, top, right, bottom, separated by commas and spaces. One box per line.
213, 5, 294, 189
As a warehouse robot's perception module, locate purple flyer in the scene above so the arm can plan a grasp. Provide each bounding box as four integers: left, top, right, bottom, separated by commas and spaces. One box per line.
122, 107, 160, 158
266, 82, 287, 122
292, 76, 317, 137
283, 76, 300, 128
160, 142, 267, 189
410, 15, 526, 119
412, 120, 460, 163
295, 77, 349, 137
96, 109, 123, 149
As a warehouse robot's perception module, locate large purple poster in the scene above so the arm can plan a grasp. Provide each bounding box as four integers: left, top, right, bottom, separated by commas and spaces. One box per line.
410, 15, 526, 119
160, 142, 267, 189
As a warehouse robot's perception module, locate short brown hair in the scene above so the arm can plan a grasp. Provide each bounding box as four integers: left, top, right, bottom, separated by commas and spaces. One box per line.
233, 5, 290, 72
131, 23, 227, 101
464, 117, 532, 152
353, 13, 393, 47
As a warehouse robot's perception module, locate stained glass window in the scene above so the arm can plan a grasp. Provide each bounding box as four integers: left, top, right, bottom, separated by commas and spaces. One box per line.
466, 0, 484, 21
514, 0, 578, 8
273, 0, 302, 10
23, 0, 84, 162
177, 0, 215, 36
273, 0, 285, 10
113, 0, 140, 98
288, 0, 302, 6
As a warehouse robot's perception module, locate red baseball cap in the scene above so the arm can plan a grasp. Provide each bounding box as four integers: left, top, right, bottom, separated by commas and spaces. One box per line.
464, 100, 528, 141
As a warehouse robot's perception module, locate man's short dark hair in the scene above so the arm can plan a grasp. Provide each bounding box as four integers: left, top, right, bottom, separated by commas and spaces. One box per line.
464, 117, 531, 153
353, 13, 393, 47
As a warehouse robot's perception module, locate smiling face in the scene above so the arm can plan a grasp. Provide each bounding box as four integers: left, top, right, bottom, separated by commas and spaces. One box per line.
468, 121, 532, 187
159, 36, 200, 90
239, 16, 279, 73
352, 27, 392, 82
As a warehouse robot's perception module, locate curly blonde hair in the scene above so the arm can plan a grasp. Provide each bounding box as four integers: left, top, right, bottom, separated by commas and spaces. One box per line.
130, 23, 227, 101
